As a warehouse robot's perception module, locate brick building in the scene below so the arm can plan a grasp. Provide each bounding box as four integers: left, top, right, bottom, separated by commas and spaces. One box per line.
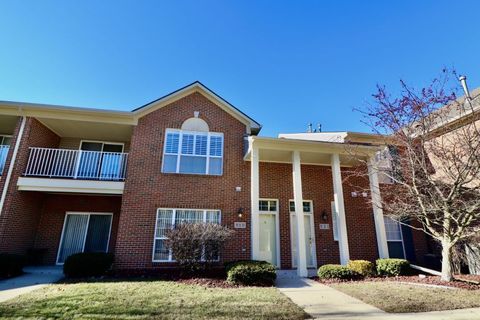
0, 82, 430, 276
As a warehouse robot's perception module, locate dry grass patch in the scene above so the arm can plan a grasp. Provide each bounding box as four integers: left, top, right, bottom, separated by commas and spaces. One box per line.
331, 281, 480, 313
0, 280, 308, 319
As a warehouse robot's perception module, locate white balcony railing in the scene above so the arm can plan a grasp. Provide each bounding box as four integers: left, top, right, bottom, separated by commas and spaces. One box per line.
0, 145, 9, 175
24, 147, 128, 181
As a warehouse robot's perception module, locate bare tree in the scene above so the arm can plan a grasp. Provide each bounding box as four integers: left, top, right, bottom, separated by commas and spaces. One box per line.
354, 69, 480, 281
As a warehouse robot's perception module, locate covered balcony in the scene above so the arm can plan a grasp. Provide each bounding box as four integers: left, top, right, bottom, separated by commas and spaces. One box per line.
0, 145, 9, 175
0, 115, 18, 175
13, 110, 134, 195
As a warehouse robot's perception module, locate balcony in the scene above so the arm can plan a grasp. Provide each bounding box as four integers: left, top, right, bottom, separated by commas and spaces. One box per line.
17, 147, 128, 194
0, 145, 9, 175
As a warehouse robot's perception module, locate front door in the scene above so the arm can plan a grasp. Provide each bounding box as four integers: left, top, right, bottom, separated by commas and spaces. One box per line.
259, 214, 277, 265
290, 200, 316, 267
57, 213, 113, 264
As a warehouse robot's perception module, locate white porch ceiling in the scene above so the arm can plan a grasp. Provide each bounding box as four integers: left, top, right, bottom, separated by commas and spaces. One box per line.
38, 117, 133, 141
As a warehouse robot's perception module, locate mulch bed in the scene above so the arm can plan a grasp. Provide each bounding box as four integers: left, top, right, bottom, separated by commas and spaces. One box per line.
313, 275, 480, 290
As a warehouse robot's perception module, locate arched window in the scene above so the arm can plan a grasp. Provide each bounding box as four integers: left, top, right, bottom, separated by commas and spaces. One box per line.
181, 117, 209, 132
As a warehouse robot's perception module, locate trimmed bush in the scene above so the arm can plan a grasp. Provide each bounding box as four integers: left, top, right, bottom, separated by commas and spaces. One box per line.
0, 254, 25, 279
63, 252, 114, 278
318, 264, 358, 279
347, 260, 375, 277
165, 223, 234, 272
376, 258, 410, 276
226, 260, 276, 286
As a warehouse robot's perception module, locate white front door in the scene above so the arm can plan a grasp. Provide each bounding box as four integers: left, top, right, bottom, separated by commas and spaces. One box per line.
290, 200, 316, 268
259, 214, 277, 265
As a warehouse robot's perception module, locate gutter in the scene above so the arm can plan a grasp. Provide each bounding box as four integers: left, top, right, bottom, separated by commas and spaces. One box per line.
0, 116, 26, 216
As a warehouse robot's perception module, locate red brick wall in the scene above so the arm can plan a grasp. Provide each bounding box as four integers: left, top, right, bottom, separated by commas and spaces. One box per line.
34, 194, 122, 264
259, 163, 378, 269
0, 118, 60, 254
115, 92, 251, 270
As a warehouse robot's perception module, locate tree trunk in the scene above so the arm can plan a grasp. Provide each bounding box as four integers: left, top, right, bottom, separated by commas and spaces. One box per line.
441, 241, 453, 282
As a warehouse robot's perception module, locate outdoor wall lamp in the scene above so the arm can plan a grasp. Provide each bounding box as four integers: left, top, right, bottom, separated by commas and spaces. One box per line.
321, 210, 328, 221
237, 208, 244, 218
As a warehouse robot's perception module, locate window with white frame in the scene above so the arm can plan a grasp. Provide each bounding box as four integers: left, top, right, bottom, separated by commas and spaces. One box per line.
153, 208, 221, 262
259, 200, 277, 212
384, 216, 405, 259
331, 201, 339, 241
289, 201, 312, 213
162, 129, 224, 175
0, 135, 12, 146
384, 216, 402, 241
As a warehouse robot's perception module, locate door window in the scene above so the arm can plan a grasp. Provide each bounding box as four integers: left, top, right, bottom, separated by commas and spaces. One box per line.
57, 213, 113, 264
78, 141, 124, 179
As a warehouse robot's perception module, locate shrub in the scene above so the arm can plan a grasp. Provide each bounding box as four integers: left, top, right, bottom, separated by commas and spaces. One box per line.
226, 260, 276, 286
165, 223, 234, 272
376, 258, 410, 276
0, 254, 25, 279
63, 252, 114, 278
317, 264, 358, 279
347, 260, 375, 277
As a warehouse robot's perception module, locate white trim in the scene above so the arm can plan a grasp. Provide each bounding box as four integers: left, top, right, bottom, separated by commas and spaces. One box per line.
0, 116, 26, 217
17, 177, 124, 194
289, 199, 317, 268
368, 157, 389, 259
292, 150, 308, 276
331, 153, 350, 265
258, 198, 281, 268
56, 211, 113, 265
152, 208, 222, 263
132, 82, 261, 133
250, 141, 260, 262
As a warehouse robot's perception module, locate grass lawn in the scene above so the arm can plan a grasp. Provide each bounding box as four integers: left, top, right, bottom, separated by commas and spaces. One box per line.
0, 280, 307, 320
331, 281, 480, 313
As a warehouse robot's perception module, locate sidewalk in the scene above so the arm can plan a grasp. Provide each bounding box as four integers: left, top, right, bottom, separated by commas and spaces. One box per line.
0, 266, 63, 302
276, 271, 480, 320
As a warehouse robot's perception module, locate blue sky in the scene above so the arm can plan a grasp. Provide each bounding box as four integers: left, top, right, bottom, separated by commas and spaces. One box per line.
1, 1, 479, 137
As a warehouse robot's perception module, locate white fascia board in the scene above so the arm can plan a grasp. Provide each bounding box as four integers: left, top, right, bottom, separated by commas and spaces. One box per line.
279, 132, 348, 143
17, 177, 124, 195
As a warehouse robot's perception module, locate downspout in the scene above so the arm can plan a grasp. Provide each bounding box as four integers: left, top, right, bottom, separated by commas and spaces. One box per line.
0, 116, 27, 216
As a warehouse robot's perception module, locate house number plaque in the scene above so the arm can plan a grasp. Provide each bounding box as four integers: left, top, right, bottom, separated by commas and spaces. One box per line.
234, 222, 246, 229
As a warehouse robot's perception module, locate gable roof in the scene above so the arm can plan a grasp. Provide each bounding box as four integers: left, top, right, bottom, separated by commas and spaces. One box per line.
0, 81, 262, 134
132, 81, 262, 134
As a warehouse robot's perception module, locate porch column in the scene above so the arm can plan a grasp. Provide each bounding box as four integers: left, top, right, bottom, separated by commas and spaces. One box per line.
292, 150, 308, 277
368, 156, 389, 258
331, 154, 350, 265
250, 139, 260, 261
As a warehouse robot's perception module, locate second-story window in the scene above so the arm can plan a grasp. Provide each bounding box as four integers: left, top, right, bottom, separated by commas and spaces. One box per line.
0, 135, 12, 146
162, 129, 224, 175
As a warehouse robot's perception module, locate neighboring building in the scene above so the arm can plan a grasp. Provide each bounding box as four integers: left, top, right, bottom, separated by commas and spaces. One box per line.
0, 82, 430, 276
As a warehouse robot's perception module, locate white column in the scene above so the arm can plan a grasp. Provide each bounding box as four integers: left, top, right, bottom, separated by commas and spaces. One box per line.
250, 139, 260, 261
331, 154, 350, 265
368, 156, 389, 259
292, 150, 308, 277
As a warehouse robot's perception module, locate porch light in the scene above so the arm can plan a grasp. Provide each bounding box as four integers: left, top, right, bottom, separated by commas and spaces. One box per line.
237, 208, 244, 218
321, 210, 328, 221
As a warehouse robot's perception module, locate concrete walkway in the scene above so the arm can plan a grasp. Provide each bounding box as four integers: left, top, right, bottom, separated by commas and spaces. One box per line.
0, 266, 63, 302
276, 271, 480, 320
